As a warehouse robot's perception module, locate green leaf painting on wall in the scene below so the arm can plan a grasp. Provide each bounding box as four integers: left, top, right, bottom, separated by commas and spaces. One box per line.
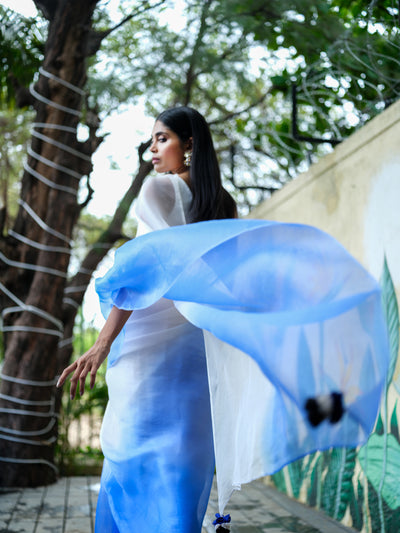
271, 258, 400, 532
366, 478, 400, 533
381, 257, 400, 394
355, 258, 400, 532
271, 467, 286, 494
349, 478, 364, 532
390, 401, 399, 441
322, 447, 357, 521
307, 452, 325, 508
359, 433, 400, 511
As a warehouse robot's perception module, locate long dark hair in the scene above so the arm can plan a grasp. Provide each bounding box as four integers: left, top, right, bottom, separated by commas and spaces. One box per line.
156, 106, 237, 222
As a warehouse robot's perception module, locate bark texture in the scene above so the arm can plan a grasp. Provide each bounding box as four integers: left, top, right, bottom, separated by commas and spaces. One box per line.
0, 0, 154, 487
0, 0, 101, 486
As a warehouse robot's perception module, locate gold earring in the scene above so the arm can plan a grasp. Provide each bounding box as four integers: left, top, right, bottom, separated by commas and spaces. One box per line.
184, 151, 192, 167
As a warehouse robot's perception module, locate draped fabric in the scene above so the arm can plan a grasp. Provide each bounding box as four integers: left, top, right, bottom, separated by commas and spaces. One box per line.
95, 174, 389, 529
95, 175, 215, 533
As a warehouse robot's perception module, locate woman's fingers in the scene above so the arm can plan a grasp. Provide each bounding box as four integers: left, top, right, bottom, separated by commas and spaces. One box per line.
70, 358, 100, 399
90, 369, 97, 390
57, 348, 105, 399
56, 361, 77, 388
79, 364, 91, 397
70, 360, 88, 399
69, 364, 82, 400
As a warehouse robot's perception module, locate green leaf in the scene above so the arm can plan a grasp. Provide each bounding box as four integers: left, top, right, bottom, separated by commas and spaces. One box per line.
380, 257, 400, 391
307, 451, 329, 507
270, 75, 289, 88
321, 447, 356, 520
390, 400, 399, 442
375, 411, 384, 435
287, 458, 304, 499
366, 479, 385, 533
359, 433, 400, 510
272, 468, 287, 493
349, 477, 364, 531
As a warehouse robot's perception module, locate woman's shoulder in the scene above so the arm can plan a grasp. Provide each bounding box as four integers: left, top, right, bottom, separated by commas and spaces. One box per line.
142, 173, 190, 192
135, 174, 192, 232
140, 173, 191, 204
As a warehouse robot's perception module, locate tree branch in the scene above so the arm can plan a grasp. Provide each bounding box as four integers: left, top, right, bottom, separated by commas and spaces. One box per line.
86, 0, 167, 55
182, 0, 213, 105
195, 32, 248, 78
226, 175, 277, 193
79, 176, 95, 209
33, 0, 59, 20
138, 138, 152, 162
8, 74, 35, 108
208, 91, 271, 126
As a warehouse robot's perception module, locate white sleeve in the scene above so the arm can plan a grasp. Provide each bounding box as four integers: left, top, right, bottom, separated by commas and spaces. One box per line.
134, 174, 192, 236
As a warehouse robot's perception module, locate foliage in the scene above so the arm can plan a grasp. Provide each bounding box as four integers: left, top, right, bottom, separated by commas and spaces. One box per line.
2, 0, 400, 481
224, 0, 400, 154
0, 106, 34, 232
0, 6, 45, 105
85, 0, 400, 211
88, 0, 310, 208
3, 0, 400, 213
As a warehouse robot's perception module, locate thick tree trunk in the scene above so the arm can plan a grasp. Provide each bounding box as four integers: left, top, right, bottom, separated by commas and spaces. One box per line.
0, 0, 100, 486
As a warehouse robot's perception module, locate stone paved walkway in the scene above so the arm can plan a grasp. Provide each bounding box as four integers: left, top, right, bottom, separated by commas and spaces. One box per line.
0, 476, 357, 533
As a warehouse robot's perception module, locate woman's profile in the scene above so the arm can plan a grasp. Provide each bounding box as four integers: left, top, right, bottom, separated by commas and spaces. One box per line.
57, 106, 389, 533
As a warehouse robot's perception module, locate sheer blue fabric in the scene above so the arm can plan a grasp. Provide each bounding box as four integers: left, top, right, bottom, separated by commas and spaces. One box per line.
94, 297, 215, 533
95, 218, 389, 529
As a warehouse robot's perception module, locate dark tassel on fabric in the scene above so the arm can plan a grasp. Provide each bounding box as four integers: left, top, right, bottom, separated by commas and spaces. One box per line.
305, 392, 344, 427
213, 513, 231, 531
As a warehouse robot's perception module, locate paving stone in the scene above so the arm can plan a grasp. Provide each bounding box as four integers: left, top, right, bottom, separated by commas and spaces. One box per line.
0, 476, 358, 533
0, 519, 12, 530
2, 518, 35, 532
12, 504, 42, 519
40, 502, 65, 518
0, 500, 15, 514
259, 529, 286, 533
35, 519, 64, 533
66, 503, 92, 518
63, 516, 92, 532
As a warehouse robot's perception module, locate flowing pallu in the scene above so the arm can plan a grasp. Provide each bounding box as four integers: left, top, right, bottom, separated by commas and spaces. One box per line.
95, 218, 389, 529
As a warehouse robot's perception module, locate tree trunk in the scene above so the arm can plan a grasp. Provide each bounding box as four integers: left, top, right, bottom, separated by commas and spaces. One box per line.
0, 0, 100, 486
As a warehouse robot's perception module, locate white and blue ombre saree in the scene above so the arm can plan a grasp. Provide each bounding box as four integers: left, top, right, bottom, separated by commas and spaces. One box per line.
94, 174, 389, 533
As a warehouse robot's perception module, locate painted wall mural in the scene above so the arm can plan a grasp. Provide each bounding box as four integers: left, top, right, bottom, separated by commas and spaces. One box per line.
271, 260, 399, 533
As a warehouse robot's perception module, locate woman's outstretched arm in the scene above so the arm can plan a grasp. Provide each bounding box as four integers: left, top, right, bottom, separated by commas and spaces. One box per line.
56, 307, 132, 399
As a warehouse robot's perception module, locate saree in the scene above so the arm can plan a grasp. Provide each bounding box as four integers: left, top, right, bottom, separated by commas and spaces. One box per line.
95, 174, 389, 531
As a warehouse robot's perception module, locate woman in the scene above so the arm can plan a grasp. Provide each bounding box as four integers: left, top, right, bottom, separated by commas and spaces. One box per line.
57, 106, 236, 532
57, 106, 389, 533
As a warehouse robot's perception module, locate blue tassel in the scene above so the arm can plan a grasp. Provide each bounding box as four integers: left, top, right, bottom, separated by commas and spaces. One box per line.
213, 513, 231, 525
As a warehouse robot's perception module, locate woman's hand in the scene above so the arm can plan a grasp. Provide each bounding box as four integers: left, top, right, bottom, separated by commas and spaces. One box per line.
56, 339, 110, 399
56, 306, 132, 399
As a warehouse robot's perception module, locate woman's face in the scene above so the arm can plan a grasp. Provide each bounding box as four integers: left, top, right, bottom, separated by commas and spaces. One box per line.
150, 120, 186, 175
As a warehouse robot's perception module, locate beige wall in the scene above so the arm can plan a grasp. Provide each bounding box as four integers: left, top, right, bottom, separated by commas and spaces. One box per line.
249, 99, 400, 296
251, 98, 400, 532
